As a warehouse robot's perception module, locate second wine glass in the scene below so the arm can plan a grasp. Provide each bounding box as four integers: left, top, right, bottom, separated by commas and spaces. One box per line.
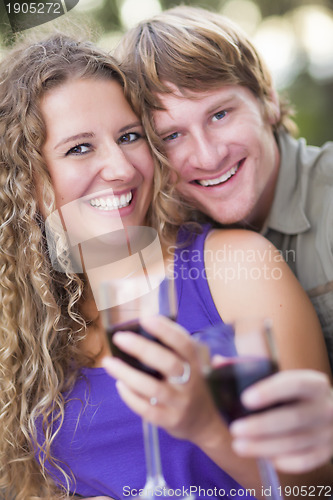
194, 318, 284, 500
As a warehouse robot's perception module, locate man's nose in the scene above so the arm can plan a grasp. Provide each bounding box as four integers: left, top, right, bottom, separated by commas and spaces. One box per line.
189, 133, 227, 171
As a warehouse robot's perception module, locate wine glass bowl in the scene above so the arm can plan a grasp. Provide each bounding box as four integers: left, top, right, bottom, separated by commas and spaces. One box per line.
101, 275, 177, 380
106, 318, 165, 379
208, 356, 279, 424
205, 319, 279, 424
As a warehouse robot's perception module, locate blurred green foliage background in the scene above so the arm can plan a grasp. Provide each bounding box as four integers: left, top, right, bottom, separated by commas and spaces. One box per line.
0, 0, 332, 146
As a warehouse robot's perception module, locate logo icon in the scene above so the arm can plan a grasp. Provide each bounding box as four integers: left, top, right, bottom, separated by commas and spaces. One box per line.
4, 1, 80, 32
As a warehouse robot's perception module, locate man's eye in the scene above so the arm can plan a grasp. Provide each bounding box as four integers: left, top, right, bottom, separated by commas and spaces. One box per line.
118, 132, 141, 144
66, 143, 91, 156
163, 132, 180, 142
212, 110, 227, 122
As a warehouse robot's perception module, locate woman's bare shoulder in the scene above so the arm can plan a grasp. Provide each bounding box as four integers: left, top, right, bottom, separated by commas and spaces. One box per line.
206, 228, 275, 252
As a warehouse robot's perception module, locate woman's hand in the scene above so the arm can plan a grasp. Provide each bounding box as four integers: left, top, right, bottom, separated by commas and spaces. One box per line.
229, 370, 333, 473
102, 315, 223, 444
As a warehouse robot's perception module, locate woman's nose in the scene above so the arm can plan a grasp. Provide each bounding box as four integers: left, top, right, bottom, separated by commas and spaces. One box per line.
98, 146, 136, 183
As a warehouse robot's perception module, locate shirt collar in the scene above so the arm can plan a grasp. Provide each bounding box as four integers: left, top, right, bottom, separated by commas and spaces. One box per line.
265, 131, 311, 235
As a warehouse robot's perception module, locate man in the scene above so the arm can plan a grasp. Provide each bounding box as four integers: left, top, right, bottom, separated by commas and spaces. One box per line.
118, 6, 332, 358
116, 5, 333, 476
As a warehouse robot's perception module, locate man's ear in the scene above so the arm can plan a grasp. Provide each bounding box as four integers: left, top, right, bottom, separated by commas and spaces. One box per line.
266, 88, 281, 125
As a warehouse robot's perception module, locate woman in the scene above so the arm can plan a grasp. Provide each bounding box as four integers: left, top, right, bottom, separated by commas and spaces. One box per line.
0, 31, 256, 500
0, 32, 331, 500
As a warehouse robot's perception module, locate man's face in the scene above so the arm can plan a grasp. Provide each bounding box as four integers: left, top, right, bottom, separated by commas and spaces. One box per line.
153, 84, 280, 229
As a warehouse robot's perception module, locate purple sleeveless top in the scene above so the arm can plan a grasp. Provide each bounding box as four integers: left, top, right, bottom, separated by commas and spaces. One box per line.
36, 224, 251, 499
175, 224, 223, 333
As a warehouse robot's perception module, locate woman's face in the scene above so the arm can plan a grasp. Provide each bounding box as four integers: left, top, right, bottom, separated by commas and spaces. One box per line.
40, 77, 154, 243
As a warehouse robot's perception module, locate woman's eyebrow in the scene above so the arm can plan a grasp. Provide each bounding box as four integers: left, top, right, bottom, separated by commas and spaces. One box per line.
55, 132, 95, 149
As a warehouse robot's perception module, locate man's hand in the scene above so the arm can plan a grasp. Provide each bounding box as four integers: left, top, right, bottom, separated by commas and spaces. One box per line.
230, 370, 333, 473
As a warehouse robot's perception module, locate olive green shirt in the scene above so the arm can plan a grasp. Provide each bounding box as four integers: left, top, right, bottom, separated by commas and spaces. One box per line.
264, 131, 333, 371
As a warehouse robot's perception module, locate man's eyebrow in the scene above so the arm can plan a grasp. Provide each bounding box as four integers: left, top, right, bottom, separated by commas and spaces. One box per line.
153, 109, 182, 137
205, 95, 235, 114
155, 95, 237, 137
55, 132, 95, 149
155, 124, 176, 138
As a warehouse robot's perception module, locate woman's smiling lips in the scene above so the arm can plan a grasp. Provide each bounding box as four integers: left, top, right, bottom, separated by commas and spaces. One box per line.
75, 188, 138, 222
89, 191, 133, 211
193, 159, 244, 187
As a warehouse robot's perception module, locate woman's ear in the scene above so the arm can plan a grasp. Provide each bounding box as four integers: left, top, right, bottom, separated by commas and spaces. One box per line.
266, 88, 281, 125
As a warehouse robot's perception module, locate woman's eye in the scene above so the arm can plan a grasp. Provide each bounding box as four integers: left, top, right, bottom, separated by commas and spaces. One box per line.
163, 132, 180, 142
66, 143, 91, 156
212, 110, 227, 122
118, 132, 141, 144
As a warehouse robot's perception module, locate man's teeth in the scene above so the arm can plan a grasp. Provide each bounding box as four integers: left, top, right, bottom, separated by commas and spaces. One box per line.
198, 163, 239, 187
89, 191, 132, 210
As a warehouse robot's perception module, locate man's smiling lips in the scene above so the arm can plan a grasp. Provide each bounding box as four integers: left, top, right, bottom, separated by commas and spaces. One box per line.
193, 159, 244, 187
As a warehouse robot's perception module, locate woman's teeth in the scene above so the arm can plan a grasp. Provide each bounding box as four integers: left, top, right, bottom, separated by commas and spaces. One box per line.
197, 163, 240, 186
89, 191, 132, 210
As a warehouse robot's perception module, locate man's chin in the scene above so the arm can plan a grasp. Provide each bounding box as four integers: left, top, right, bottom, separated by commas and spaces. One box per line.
201, 206, 253, 228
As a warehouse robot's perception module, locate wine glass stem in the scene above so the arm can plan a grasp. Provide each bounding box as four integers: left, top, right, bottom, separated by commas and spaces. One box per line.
142, 419, 167, 492
257, 458, 284, 499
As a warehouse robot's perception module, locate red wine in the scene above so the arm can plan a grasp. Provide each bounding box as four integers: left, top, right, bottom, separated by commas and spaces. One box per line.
106, 319, 170, 379
207, 357, 279, 423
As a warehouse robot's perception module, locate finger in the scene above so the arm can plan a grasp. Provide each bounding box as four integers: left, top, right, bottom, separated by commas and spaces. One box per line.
231, 397, 333, 437
232, 423, 333, 458
212, 354, 229, 366
102, 356, 168, 402
240, 370, 331, 409
140, 315, 197, 360
115, 380, 163, 425
111, 331, 191, 381
115, 380, 186, 431
273, 445, 333, 474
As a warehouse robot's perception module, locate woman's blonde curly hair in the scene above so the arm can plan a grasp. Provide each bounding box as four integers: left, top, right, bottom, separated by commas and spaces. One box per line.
0, 32, 131, 499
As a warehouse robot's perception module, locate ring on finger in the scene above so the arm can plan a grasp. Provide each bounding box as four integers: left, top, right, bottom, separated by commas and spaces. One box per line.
150, 397, 158, 406
168, 361, 191, 385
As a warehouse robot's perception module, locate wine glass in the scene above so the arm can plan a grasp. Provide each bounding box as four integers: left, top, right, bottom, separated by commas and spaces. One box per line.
194, 318, 284, 500
100, 274, 192, 500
